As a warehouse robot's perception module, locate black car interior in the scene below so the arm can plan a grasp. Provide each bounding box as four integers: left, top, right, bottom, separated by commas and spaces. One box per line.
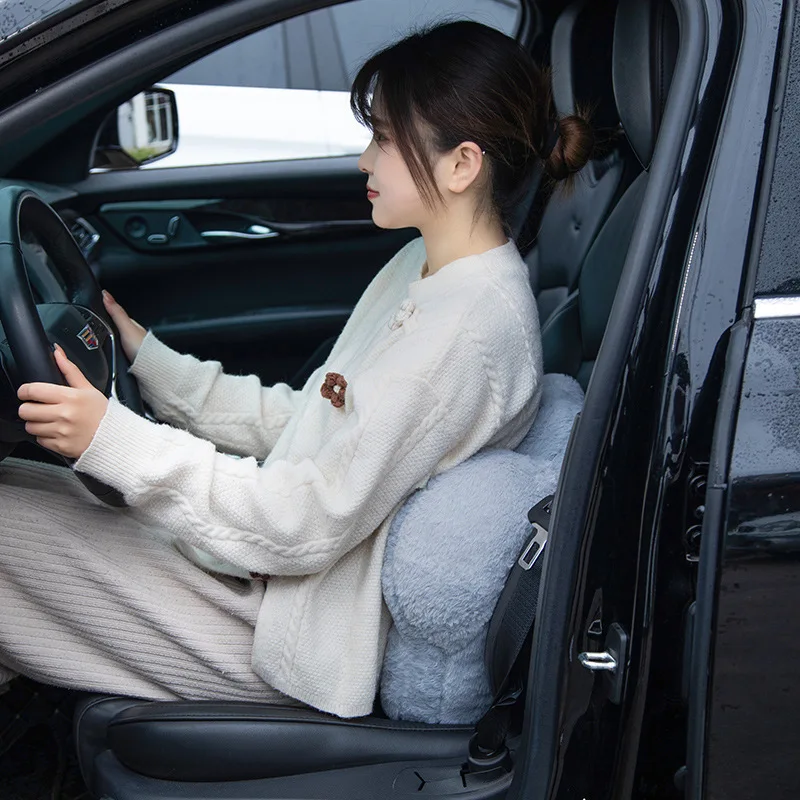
61, 1, 679, 798
0, 0, 682, 797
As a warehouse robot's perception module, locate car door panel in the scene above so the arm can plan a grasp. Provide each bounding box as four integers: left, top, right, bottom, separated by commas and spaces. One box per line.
57, 157, 415, 386
94, 229, 411, 385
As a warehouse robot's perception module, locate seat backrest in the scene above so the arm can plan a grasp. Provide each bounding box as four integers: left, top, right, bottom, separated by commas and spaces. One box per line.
526, 0, 635, 327
541, 0, 679, 388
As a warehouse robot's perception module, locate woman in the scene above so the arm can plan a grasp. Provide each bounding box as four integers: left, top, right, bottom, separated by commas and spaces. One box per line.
0, 20, 592, 718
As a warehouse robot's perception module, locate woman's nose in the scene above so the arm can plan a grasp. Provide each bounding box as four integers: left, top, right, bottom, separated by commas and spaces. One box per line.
358, 142, 374, 174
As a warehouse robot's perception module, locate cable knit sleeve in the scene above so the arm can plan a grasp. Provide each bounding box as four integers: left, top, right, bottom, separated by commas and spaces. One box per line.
73, 337, 496, 577
128, 331, 302, 459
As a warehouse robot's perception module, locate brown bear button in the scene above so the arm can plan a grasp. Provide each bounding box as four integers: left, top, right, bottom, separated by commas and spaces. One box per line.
320, 372, 348, 408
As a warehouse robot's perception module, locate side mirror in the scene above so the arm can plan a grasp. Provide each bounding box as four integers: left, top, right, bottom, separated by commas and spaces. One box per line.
92, 88, 179, 171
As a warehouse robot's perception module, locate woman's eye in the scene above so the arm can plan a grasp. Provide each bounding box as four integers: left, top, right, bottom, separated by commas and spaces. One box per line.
373, 131, 389, 144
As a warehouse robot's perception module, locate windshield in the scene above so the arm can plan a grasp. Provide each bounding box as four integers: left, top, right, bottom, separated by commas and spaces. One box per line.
0, 0, 85, 44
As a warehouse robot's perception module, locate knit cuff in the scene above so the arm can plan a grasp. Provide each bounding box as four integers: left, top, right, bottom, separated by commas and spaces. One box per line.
73, 398, 166, 498
129, 331, 192, 408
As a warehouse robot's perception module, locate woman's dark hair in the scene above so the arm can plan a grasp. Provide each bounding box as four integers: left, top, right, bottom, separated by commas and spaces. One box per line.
351, 20, 595, 229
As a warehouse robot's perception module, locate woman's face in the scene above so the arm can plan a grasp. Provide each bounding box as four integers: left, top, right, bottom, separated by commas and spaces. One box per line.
357, 110, 434, 230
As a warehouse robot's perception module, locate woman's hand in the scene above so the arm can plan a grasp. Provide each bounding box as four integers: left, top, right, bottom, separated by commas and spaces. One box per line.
102, 290, 147, 363
17, 344, 109, 459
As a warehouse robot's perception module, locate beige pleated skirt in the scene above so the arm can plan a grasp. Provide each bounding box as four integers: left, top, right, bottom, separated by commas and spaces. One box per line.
0, 456, 299, 705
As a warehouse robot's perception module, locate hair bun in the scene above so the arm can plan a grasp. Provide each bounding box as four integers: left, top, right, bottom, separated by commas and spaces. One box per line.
543, 114, 595, 183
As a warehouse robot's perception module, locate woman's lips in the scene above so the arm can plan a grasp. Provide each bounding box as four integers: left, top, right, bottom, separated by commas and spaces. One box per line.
367, 187, 379, 200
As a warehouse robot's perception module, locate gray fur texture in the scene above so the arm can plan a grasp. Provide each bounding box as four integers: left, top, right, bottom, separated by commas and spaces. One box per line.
380, 373, 584, 723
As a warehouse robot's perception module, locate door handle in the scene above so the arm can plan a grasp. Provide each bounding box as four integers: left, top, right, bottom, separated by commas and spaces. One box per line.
200, 224, 279, 241
198, 219, 377, 244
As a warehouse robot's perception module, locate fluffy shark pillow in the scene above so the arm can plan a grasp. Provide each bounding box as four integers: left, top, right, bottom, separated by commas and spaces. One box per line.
380, 373, 584, 724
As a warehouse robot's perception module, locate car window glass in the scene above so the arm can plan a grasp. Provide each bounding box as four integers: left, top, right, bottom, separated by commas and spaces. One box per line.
126, 0, 521, 170
0, 0, 81, 45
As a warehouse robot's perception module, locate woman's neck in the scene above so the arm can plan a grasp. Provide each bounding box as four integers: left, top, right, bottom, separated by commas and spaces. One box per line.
420, 216, 508, 278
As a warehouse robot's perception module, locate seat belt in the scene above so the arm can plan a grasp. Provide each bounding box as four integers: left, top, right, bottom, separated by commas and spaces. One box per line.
467, 494, 554, 772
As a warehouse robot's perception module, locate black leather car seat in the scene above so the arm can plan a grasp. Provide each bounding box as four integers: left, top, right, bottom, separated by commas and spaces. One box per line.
542, 0, 678, 388
525, 0, 636, 327
72, 2, 679, 799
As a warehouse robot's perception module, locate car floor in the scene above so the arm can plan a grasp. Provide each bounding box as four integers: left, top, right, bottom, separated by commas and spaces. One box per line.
0, 679, 89, 800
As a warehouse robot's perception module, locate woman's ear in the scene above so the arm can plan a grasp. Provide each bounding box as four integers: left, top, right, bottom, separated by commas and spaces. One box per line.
446, 142, 485, 195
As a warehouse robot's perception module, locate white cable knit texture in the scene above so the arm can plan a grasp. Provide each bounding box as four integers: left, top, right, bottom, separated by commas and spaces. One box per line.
73, 237, 543, 717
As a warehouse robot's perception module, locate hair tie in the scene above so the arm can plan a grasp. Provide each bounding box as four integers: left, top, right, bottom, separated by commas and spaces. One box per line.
540, 119, 561, 161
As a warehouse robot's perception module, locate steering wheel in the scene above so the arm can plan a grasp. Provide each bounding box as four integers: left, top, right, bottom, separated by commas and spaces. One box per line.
0, 186, 144, 506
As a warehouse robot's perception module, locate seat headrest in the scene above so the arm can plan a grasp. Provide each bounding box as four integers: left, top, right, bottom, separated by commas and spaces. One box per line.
612, 0, 679, 168
551, 0, 619, 131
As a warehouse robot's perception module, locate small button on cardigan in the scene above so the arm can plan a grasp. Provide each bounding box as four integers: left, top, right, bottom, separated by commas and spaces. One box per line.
74, 237, 543, 717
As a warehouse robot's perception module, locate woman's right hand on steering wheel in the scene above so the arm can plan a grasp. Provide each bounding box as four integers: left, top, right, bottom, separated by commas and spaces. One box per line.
102, 290, 147, 363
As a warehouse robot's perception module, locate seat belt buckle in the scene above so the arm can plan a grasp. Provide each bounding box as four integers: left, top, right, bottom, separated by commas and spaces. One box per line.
518, 524, 547, 571
518, 494, 554, 571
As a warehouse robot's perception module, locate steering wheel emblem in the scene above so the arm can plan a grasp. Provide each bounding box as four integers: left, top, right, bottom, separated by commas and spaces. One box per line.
77, 323, 99, 351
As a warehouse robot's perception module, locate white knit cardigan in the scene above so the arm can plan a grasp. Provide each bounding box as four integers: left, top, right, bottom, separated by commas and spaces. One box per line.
74, 237, 543, 717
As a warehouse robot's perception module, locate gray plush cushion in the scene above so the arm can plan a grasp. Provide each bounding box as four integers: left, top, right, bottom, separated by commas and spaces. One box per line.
380, 373, 584, 724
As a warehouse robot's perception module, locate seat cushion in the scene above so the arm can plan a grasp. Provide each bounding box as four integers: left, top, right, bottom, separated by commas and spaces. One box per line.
74, 696, 472, 783
380, 374, 584, 724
